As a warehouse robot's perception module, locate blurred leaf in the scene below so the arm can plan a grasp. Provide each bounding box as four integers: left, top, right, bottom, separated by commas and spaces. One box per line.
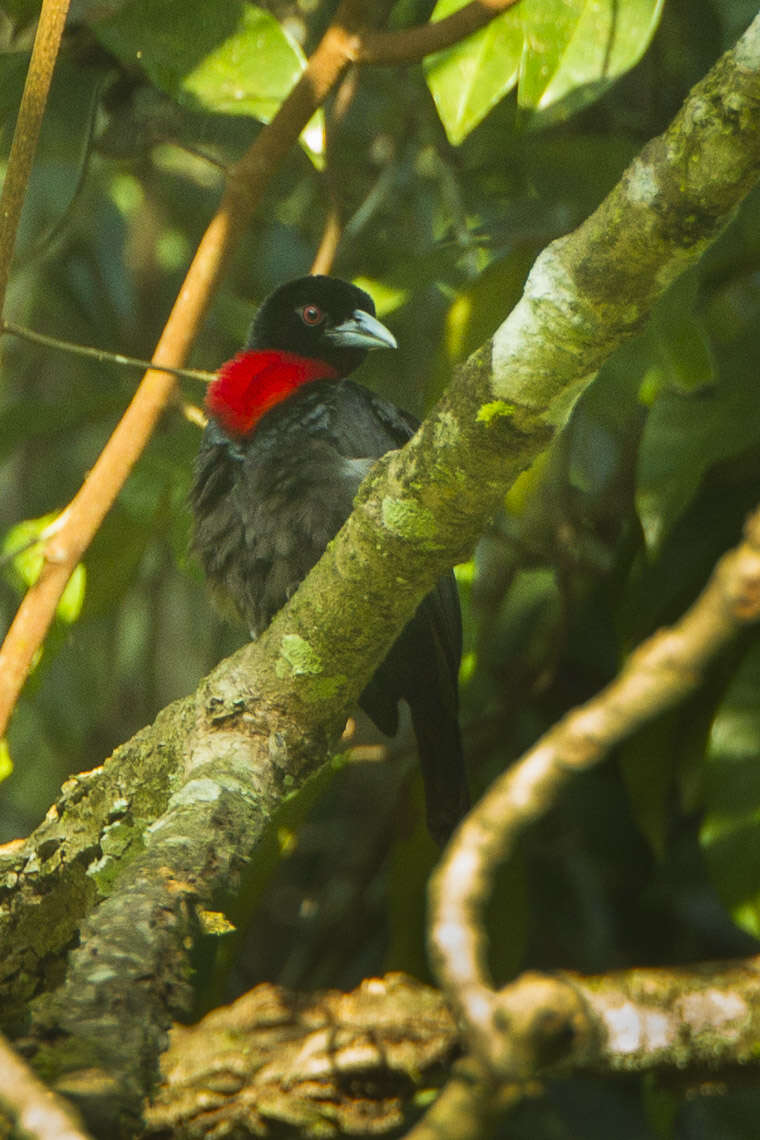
517, 0, 582, 109
619, 687, 716, 860
424, 0, 522, 145
57, 564, 87, 624
0, 740, 12, 784
701, 641, 760, 938
640, 273, 716, 401
486, 850, 530, 984
642, 1074, 679, 1140
618, 716, 677, 860
634, 265, 759, 555
635, 365, 760, 554
0, 394, 127, 463
424, 0, 665, 142
80, 506, 154, 617
428, 245, 537, 405
0, 53, 31, 141
95, 0, 323, 157
443, 246, 536, 363
2, 514, 86, 624
352, 276, 410, 318
519, 0, 666, 123
97, 1, 298, 119
2, 513, 56, 591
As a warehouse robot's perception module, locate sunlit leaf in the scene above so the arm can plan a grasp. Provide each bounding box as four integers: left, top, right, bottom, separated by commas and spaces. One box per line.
641, 272, 716, 400
2, 515, 86, 624
57, 564, 87, 625
424, 0, 665, 140
519, 0, 665, 121
352, 277, 410, 318
517, 0, 582, 109
2, 513, 56, 590
0, 740, 12, 784
424, 0, 522, 145
95, 0, 323, 158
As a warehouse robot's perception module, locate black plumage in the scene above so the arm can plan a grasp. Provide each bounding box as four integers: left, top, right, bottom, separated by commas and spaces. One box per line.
190, 276, 469, 843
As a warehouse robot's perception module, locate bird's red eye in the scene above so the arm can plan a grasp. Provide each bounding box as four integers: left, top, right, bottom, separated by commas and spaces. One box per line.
301, 304, 324, 326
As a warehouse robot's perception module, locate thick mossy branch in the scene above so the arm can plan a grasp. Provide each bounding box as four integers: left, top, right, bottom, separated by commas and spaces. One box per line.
149, 959, 760, 1139
145, 973, 459, 1138
1, 14, 760, 1132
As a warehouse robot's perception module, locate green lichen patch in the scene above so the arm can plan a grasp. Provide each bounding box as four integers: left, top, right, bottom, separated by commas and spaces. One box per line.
433, 411, 461, 448
276, 634, 322, 678
381, 497, 439, 543
476, 400, 516, 426
298, 673, 346, 703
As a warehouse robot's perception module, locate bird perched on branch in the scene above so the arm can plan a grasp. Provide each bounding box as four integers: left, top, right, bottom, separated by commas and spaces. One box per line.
190, 275, 468, 844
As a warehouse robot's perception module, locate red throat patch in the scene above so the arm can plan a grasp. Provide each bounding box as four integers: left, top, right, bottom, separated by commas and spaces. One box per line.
205, 350, 339, 437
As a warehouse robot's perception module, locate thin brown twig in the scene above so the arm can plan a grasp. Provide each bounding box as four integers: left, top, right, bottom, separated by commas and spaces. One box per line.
1, 320, 216, 382
0, 0, 71, 314
359, 0, 521, 66
428, 505, 760, 1075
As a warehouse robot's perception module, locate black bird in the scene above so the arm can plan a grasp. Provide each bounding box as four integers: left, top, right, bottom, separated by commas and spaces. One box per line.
190, 275, 469, 843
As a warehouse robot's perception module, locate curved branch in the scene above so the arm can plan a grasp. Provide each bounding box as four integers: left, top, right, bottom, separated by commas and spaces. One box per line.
424, 12, 760, 1074
359, 0, 521, 66
146, 954, 760, 1138
428, 506, 760, 1073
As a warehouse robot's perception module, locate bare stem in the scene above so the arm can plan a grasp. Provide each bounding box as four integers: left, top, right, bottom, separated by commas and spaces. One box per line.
359, 0, 521, 66
0, 0, 71, 314
1, 320, 215, 383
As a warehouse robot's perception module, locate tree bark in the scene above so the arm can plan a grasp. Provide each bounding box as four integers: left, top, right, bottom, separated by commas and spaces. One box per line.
1, 12, 760, 1135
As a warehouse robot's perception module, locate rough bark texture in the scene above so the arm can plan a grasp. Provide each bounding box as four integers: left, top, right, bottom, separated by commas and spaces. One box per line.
1, 14, 760, 1136
146, 960, 760, 1139
145, 974, 458, 1139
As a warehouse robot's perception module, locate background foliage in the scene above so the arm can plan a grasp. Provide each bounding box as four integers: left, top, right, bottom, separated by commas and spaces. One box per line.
2, 1, 760, 1135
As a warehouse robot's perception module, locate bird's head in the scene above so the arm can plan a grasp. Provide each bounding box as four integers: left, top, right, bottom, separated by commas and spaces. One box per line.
206, 275, 396, 438
247, 275, 397, 375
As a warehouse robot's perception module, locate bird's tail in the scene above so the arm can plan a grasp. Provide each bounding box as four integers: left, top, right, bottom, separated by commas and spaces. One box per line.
410, 703, 469, 847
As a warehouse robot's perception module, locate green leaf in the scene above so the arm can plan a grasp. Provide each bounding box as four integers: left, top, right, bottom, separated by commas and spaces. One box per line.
701, 642, 760, 938
635, 367, 760, 555
443, 247, 537, 363
517, 0, 583, 109
0, 740, 12, 784
57, 564, 87, 625
424, 0, 665, 141
2, 514, 56, 591
519, 0, 666, 123
636, 272, 715, 423
424, 0, 522, 145
2, 515, 87, 624
95, 0, 323, 157
618, 717, 677, 860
